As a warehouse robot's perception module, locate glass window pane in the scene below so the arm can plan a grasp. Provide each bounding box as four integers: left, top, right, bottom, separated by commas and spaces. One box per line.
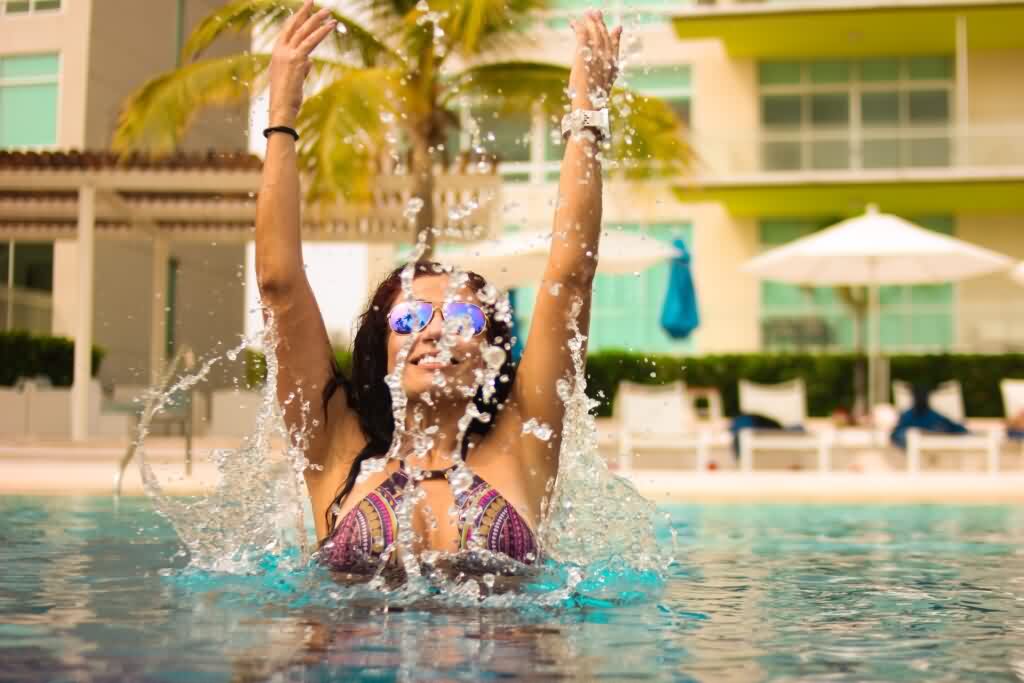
762, 141, 801, 170
810, 93, 849, 127
761, 95, 801, 127
624, 65, 691, 92
911, 313, 953, 347
910, 283, 953, 306
860, 58, 901, 82
908, 90, 949, 124
544, 120, 562, 162
759, 62, 801, 85
473, 107, 530, 163
909, 137, 951, 167
811, 140, 849, 169
909, 56, 953, 80
810, 61, 850, 84
861, 91, 900, 126
34, 0, 61, 9
862, 139, 901, 168
5, 1, 31, 12
0, 53, 59, 79
12, 243, 53, 292
0, 242, 9, 283
0, 83, 58, 146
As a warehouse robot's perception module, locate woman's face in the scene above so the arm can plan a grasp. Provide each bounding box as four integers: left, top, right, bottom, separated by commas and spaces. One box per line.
385, 274, 489, 399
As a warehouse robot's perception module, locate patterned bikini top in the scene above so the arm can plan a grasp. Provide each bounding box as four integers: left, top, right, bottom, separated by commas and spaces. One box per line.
319, 465, 538, 574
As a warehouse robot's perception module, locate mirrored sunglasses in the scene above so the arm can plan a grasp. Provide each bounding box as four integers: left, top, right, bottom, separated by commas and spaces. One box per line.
387, 300, 488, 336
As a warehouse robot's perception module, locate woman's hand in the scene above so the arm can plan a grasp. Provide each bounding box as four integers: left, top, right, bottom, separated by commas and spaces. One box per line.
568, 10, 622, 110
268, 0, 337, 127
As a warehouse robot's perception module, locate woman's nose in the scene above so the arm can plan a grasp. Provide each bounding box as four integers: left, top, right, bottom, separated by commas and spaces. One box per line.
421, 307, 444, 339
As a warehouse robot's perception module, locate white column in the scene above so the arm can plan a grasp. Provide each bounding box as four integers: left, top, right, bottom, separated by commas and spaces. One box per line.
150, 237, 169, 384
955, 14, 969, 167
71, 185, 96, 442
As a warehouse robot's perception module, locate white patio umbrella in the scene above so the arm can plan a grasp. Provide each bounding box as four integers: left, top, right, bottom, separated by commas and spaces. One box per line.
743, 204, 1013, 407
1013, 262, 1024, 286
441, 229, 681, 290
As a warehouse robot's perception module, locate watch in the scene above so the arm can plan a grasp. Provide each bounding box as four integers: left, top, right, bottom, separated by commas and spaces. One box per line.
561, 108, 611, 142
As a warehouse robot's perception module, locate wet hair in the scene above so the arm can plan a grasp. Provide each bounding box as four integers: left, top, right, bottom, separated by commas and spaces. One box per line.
321, 262, 518, 532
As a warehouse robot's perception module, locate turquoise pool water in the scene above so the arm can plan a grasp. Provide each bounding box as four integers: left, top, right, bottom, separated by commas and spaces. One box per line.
3, 496, 1023, 682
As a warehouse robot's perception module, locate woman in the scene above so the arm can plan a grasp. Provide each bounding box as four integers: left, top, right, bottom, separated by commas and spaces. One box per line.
256, 0, 621, 573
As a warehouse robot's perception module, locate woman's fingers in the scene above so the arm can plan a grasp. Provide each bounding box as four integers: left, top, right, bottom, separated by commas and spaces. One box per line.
297, 17, 336, 55
282, 0, 314, 43
291, 6, 333, 48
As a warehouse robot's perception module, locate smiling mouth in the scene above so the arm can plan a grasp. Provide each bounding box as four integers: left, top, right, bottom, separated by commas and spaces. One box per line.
411, 354, 460, 368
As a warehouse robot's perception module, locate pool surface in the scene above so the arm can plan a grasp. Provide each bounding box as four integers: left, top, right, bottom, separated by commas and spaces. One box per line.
3, 496, 1023, 682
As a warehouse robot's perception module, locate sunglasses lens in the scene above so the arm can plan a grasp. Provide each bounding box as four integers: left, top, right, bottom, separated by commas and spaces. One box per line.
443, 302, 486, 336
388, 302, 433, 334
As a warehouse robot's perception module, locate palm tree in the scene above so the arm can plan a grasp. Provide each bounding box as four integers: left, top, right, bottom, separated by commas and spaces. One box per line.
113, 0, 690, 257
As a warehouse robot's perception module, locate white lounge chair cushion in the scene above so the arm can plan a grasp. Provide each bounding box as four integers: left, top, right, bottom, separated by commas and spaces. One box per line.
614, 381, 696, 436
893, 379, 965, 423
738, 378, 806, 429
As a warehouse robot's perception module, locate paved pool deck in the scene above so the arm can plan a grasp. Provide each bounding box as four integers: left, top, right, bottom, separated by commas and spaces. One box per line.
3, 435, 1023, 503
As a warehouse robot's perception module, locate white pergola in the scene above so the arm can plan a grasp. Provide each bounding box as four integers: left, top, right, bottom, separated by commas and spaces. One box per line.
0, 150, 501, 441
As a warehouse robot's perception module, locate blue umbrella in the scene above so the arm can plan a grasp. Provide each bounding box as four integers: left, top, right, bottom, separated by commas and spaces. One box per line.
660, 239, 700, 340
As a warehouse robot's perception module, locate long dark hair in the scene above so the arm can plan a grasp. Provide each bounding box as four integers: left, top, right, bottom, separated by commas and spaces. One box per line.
321, 261, 518, 531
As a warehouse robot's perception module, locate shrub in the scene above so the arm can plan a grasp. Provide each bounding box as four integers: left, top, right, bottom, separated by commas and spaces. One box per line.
0, 330, 105, 386
245, 347, 353, 388
585, 350, 1024, 418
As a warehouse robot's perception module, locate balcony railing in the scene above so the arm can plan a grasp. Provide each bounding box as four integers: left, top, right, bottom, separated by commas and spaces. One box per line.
688, 124, 1024, 180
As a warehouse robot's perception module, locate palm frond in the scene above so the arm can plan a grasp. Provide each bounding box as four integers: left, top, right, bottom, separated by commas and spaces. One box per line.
295, 67, 407, 202
183, 0, 396, 67
444, 61, 569, 116
448, 61, 692, 177
112, 53, 271, 155
610, 88, 693, 179
433, 0, 547, 57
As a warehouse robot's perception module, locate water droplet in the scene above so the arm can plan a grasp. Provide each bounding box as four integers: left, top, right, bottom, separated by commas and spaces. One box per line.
404, 196, 424, 220
522, 418, 554, 441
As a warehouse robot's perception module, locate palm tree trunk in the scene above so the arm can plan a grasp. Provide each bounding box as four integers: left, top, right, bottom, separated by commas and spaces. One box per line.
410, 131, 436, 261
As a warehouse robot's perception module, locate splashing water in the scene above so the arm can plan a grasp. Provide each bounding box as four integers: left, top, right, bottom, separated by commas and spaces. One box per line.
134, 318, 312, 574
134, 262, 670, 604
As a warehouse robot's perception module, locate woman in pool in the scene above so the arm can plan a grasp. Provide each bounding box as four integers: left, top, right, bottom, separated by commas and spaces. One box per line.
256, 0, 621, 573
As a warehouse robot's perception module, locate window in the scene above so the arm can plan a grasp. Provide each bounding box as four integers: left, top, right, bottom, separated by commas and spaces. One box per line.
759, 217, 955, 352
0, 53, 59, 148
758, 57, 953, 171
515, 223, 694, 354
0, 241, 54, 334
2, 0, 60, 14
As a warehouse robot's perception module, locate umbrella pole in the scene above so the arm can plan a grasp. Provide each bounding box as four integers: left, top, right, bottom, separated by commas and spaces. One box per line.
868, 282, 881, 409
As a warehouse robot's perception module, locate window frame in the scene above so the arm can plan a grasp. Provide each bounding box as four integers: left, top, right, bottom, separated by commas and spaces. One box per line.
758, 58, 954, 172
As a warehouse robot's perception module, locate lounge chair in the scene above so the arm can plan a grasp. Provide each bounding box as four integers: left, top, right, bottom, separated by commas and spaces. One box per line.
736, 378, 831, 472
613, 380, 722, 471
892, 380, 1002, 473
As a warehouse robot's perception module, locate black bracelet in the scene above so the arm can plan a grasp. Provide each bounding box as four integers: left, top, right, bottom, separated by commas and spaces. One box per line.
263, 125, 299, 141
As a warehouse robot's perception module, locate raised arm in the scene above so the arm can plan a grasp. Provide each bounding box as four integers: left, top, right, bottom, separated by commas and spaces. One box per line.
256, 1, 342, 467
510, 13, 621, 452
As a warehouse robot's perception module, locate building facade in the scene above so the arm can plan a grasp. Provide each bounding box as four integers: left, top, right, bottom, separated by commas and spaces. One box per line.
490, 0, 1024, 356
0, 0, 249, 388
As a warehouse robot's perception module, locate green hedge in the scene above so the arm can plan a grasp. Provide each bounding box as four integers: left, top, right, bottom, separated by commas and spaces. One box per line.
0, 330, 105, 386
244, 347, 1024, 419
585, 350, 1024, 418
245, 348, 352, 388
